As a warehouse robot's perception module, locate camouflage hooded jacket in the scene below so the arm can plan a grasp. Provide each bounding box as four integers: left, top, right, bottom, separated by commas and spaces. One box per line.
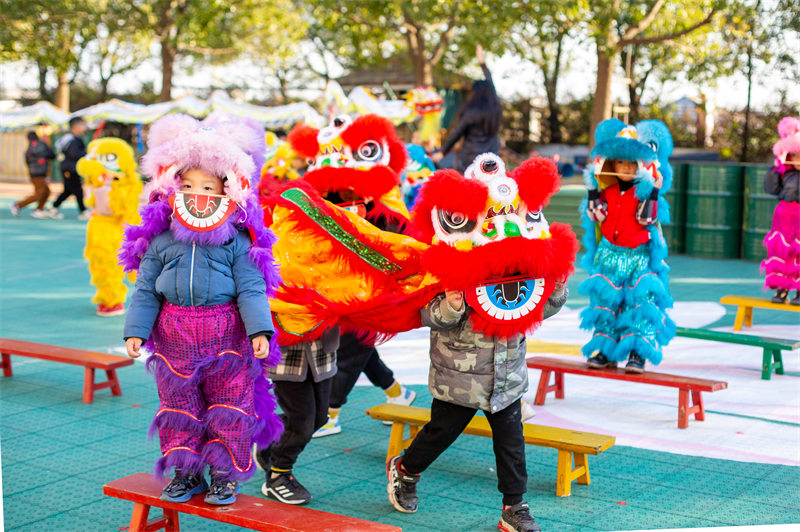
421, 287, 568, 413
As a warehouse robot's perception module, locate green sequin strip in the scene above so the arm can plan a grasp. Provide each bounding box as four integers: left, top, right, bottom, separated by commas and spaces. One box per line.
281, 188, 402, 274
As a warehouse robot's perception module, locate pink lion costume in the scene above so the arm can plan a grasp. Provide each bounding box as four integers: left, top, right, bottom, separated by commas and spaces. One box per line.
762, 116, 800, 304
119, 114, 282, 500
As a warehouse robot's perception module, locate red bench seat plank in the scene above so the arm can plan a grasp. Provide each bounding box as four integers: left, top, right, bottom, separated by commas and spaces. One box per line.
104, 473, 401, 532
526, 356, 727, 392
0, 338, 133, 370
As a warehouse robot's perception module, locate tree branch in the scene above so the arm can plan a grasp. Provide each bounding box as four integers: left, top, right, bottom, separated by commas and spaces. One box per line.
620, 0, 666, 41
429, 0, 461, 64
622, 9, 716, 46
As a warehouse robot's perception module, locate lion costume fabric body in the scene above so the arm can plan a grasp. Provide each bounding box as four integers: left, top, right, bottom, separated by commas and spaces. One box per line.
265, 130, 578, 344
77, 137, 142, 314
578, 119, 676, 365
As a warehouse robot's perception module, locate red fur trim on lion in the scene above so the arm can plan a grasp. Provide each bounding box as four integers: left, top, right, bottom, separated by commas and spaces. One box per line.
367, 201, 411, 233
341, 115, 408, 175
275, 283, 442, 345
287, 123, 320, 158
421, 222, 578, 290
304, 166, 400, 203
411, 169, 489, 240
512, 157, 561, 211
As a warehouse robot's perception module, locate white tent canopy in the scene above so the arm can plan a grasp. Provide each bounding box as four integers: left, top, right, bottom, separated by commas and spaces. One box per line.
0, 91, 325, 132
0, 101, 71, 131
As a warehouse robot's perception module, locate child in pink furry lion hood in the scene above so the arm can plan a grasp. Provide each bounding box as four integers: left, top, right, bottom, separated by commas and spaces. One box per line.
763, 116, 800, 305
119, 114, 282, 505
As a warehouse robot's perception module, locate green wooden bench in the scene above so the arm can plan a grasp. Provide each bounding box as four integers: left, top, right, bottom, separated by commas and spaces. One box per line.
675, 327, 800, 380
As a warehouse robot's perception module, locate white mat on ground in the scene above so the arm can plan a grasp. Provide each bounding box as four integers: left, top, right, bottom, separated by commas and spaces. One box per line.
367, 302, 800, 466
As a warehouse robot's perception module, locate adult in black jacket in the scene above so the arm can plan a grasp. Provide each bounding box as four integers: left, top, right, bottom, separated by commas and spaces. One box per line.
10, 131, 56, 218
432, 45, 502, 173
50, 117, 88, 219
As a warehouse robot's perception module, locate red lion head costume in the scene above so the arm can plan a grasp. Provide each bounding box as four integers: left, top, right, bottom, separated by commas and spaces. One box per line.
287, 114, 409, 225
412, 153, 579, 338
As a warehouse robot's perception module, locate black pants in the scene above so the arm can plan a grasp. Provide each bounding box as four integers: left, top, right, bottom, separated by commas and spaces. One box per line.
329, 333, 394, 409
401, 398, 527, 499
266, 374, 332, 470
52, 172, 85, 211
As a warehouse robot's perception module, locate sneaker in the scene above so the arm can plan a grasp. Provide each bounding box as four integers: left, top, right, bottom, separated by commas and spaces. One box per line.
520, 400, 536, 422
772, 289, 789, 303
383, 386, 416, 425
498, 502, 541, 532
204, 474, 239, 505
10, 203, 20, 216
31, 209, 49, 219
587, 352, 616, 369
625, 352, 646, 374
312, 412, 342, 438
160, 471, 208, 503
97, 303, 125, 317
263, 472, 311, 505
77, 210, 91, 221
47, 207, 63, 219
792, 291, 800, 306
252, 445, 270, 472
386, 455, 419, 513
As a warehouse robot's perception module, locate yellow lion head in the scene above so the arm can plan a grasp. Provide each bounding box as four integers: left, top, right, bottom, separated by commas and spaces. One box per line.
77, 137, 142, 222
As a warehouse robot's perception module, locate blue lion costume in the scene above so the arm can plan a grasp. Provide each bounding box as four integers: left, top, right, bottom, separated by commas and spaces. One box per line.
400, 143, 436, 208
578, 119, 676, 371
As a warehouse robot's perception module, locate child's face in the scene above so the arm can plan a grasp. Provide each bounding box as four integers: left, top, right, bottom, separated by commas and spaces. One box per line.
612, 160, 638, 181
787, 152, 800, 170
180, 168, 224, 195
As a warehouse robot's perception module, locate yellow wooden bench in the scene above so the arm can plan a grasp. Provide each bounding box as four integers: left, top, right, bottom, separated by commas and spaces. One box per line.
365, 403, 615, 497
720, 295, 800, 331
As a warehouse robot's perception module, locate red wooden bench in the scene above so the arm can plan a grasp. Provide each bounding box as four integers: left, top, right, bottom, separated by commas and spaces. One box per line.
527, 356, 728, 429
103, 473, 402, 532
0, 337, 134, 403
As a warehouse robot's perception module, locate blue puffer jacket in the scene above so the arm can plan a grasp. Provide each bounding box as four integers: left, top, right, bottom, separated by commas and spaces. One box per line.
123, 230, 273, 341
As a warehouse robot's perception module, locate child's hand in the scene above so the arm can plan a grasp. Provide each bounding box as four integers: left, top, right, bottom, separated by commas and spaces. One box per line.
126, 337, 143, 358
445, 290, 464, 312
252, 335, 269, 359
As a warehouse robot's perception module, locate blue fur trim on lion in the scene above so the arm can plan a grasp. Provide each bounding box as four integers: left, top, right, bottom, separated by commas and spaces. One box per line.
583, 167, 598, 189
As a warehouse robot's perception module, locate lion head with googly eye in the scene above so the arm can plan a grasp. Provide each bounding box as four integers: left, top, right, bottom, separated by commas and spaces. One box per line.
411, 153, 579, 338
287, 114, 409, 225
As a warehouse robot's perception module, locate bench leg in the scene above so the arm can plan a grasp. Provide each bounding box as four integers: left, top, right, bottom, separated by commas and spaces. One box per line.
534, 370, 564, 406
556, 450, 572, 497
677, 389, 689, 429
744, 306, 753, 328
555, 450, 591, 497
762, 348, 772, 380
386, 422, 407, 463
554, 372, 565, 399
1, 353, 11, 377
129, 502, 151, 532
690, 390, 705, 422
733, 306, 746, 331
83, 367, 95, 404
534, 370, 551, 405
107, 369, 123, 395
574, 453, 590, 485
774, 350, 784, 375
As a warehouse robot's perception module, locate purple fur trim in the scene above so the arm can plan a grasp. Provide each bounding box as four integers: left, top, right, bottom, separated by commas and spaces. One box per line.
262, 334, 282, 369
154, 448, 205, 480
253, 373, 283, 447
148, 409, 204, 440
119, 200, 172, 272
146, 353, 202, 387
201, 441, 255, 482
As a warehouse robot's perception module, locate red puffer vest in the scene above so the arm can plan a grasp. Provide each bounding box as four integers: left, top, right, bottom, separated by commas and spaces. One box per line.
600, 183, 651, 248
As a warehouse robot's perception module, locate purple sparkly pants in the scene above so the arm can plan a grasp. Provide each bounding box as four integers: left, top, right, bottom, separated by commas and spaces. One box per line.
146, 301, 282, 482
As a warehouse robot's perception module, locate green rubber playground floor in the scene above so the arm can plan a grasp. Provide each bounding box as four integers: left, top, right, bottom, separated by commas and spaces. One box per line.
1, 198, 799, 531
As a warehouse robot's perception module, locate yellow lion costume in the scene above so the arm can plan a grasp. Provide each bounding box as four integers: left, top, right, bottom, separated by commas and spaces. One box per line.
77, 137, 143, 316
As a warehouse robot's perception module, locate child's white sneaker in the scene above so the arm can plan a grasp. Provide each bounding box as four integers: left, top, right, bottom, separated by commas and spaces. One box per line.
383, 386, 416, 425
311, 412, 341, 438
47, 207, 63, 219
521, 400, 536, 422
77, 210, 91, 221
9, 203, 20, 216
31, 209, 49, 219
